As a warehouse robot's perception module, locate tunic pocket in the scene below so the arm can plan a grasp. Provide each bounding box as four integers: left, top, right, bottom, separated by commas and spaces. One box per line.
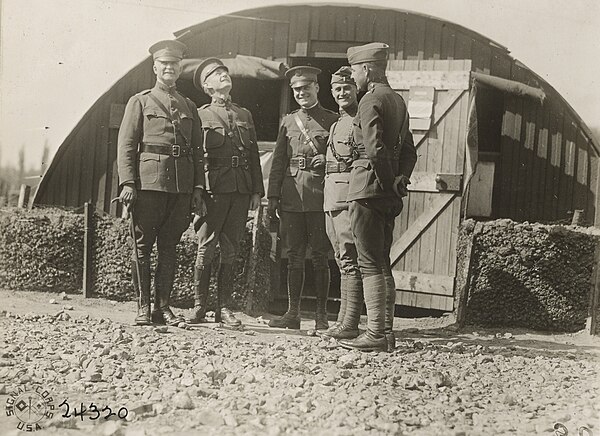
139, 152, 160, 184
203, 121, 226, 149
143, 108, 168, 135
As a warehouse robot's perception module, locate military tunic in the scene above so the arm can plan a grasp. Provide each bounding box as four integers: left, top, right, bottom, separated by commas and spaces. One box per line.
324, 107, 360, 277
195, 98, 264, 266
117, 81, 204, 264
268, 104, 338, 270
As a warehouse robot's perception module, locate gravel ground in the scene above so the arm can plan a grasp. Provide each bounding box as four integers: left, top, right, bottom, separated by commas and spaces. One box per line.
0, 289, 599, 436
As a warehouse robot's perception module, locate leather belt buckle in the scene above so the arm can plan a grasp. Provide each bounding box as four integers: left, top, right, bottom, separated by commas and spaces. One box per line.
172, 144, 181, 158
231, 156, 239, 168
297, 157, 306, 170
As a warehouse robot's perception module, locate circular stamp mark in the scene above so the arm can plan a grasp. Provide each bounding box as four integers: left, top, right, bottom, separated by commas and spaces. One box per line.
5, 383, 55, 432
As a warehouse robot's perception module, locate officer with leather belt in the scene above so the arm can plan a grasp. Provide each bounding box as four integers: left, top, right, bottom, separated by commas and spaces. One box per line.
188, 58, 264, 328
117, 40, 206, 326
267, 66, 338, 331
338, 43, 417, 352
321, 66, 363, 340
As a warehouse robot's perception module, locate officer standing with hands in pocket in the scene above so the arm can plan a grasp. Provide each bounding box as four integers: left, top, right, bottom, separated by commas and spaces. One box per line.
338, 43, 416, 352
267, 66, 338, 331
117, 40, 206, 327
187, 58, 264, 328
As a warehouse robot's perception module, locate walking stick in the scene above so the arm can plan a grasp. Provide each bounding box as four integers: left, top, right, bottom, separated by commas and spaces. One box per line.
112, 198, 142, 310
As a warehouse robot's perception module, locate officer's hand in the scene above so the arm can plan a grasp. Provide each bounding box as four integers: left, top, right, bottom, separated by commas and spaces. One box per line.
192, 188, 207, 218
392, 175, 411, 198
249, 193, 262, 211
119, 184, 137, 211
267, 197, 280, 219
310, 154, 326, 169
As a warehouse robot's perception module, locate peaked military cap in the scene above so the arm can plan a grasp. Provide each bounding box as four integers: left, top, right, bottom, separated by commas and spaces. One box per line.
347, 42, 389, 65
330, 66, 355, 85
193, 57, 229, 90
285, 66, 321, 87
149, 40, 187, 62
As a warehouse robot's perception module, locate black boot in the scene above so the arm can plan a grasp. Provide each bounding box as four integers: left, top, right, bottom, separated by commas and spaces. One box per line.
322, 275, 361, 340
314, 268, 330, 331
384, 273, 396, 352
187, 266, 211, 324
133, 260, 152, 325
339, 275, 387, 352
269, 269, 303, 329
152, 262, 185, 326
215, 264, 242, 328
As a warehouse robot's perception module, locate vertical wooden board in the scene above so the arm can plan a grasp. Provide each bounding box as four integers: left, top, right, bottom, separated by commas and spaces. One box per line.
522, 100, 538, 221
535, 107, 551, 221
562, 117, 577, 217
237, 18, 256, 55
395, 197, 410, 271
334, 9, 349, 40
453, 31, 472, 60
309, 7, 320, 39
506, 97, 523, 219
69, 137, 82, 207
221, 21, 239, 56
440, 24, 456, 59
388, 60, 405, 71
288, 8, 310, 56
374, 11, 394, 49
404, 15, 425, 60
107, 126, 119, 216
317, 6, 336, 41
354, 9, 375, 42
272, 10, 289, 59
415, 292, 433, 309
80, 121, 95, 205
490, 50, 512, 79
404, 192, 424, 273
471, 40, 492, 74
589, 152, 599, 226
424, 20, 442, 59
549, 111, 564, 220
418, 193, 439, 274
574, 128, 590, 218
393, 13, 406, 60
254, 20, 275, 59
93, 110, 108, 212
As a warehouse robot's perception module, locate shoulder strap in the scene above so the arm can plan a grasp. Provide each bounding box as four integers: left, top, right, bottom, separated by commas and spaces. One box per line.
205, 106, 247, 150
293, 113, 321, 155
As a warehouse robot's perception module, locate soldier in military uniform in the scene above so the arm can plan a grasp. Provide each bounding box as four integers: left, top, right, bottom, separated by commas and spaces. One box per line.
320, 67, 362, 340
267, 66, 338, 330
338, 43, 417, 352
117, 40, 206, 326
188, 58, 264, 328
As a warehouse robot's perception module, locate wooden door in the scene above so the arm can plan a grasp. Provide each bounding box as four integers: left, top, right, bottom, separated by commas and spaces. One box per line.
387, 60, 472, 311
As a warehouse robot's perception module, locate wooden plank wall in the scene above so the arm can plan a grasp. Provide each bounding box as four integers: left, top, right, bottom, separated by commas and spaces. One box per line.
34, 5, 599, 225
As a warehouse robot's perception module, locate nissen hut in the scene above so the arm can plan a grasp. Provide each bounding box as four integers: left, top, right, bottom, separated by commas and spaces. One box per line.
34, 4, 600, 311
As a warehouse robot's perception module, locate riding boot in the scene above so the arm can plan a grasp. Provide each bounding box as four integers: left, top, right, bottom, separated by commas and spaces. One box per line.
187, 265, 211, 324
133, 260, 152, 325
215, 264, 242, 327
268, 269, 304, 329
384, 273, 397, 352
322, 275, 361, 339
314, 268, 330, 330
151, 262, 185, 326
339, 274, 387, 352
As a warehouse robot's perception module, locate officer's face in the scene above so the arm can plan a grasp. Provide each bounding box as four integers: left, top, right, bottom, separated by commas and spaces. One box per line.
350, 64, 368, 91
292, 82, 319, 108
204, 67, 232, 95
153, 60, 182, 86
331, 83, 358, 110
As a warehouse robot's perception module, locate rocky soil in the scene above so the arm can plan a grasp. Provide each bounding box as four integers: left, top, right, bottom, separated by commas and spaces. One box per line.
0, 289, 599, 436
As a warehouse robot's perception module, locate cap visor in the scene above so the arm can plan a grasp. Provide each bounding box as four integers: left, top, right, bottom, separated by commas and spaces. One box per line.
155, 55, 181, 62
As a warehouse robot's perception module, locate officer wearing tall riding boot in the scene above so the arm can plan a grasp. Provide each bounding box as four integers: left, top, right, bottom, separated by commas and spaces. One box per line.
117, 40, 206, 327
188, 58, 264, 328
267, 66, 338, 331
320, 66, 363, 340
338, 42, 416, 352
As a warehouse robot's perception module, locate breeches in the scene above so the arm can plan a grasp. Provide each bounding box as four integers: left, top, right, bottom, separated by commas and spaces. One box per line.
325, 209, 360, 277
133, 190, 191, 265
349, 197, 402, 277
195, 192, 250, 266
280, 211, 330, 271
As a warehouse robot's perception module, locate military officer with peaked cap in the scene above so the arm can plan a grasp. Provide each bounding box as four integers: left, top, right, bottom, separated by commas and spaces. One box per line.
267, 66, 338, 331
338, 42, 417, 352
320, 66, 363, 341
117, 40, 206, 326
188, 57, 264, 328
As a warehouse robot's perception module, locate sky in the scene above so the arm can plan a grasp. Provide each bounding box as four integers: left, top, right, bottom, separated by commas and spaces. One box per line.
1, 0, 599, 170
